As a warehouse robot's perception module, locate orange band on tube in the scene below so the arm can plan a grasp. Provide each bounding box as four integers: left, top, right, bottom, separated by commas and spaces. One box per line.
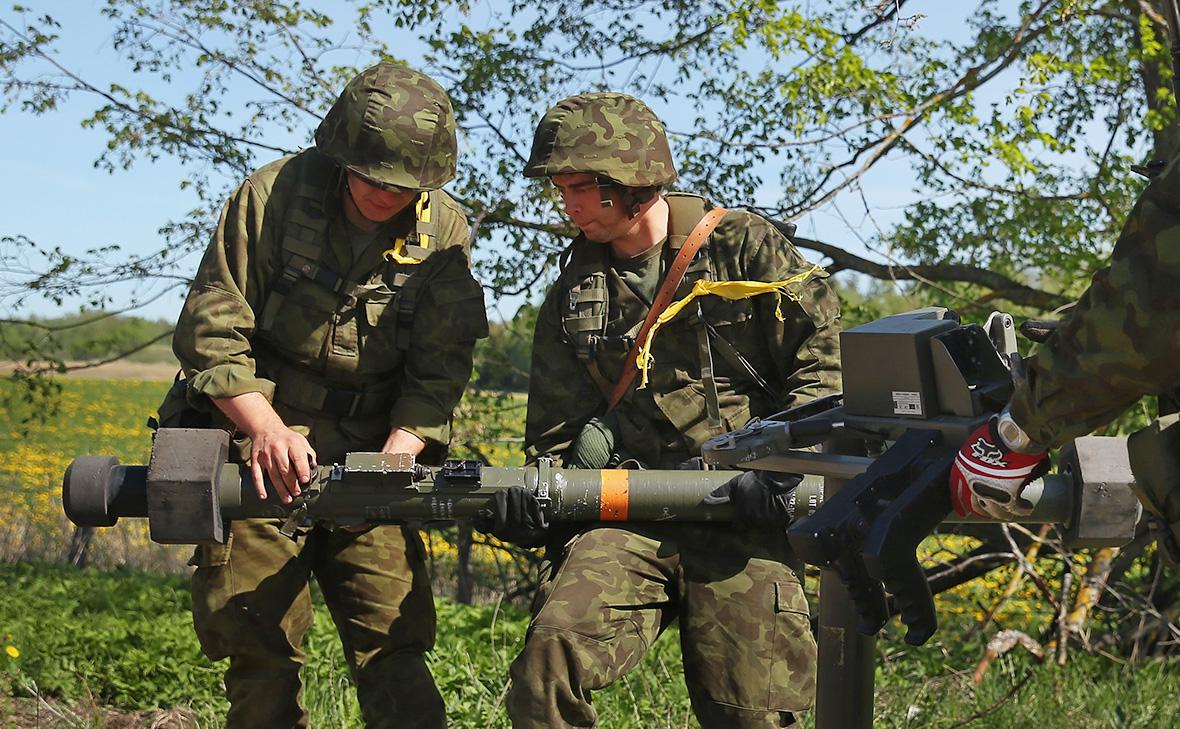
599, 470, 630, 521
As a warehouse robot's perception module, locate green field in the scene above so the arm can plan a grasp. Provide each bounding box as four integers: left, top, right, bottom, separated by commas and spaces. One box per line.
1, 379, 1177, 727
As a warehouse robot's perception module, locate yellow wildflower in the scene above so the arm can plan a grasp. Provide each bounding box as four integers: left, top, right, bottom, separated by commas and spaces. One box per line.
5, 645, 18, 658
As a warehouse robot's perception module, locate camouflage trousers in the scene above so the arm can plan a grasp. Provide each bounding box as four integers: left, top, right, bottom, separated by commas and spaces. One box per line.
507, 525, 816, 729
191, 519, 443, 729
1128, 413, 1180, 566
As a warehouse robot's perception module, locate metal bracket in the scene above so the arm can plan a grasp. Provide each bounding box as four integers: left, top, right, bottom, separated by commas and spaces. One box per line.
441, 459, 482, 485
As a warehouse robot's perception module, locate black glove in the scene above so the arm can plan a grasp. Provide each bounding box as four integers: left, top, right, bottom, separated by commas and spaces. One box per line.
473, 486, 550, 548
704, 470, 803, 528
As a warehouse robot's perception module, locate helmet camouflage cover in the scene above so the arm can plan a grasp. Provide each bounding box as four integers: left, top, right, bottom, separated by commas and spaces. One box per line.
524, 92, 677, 187
315, 62, 457, 191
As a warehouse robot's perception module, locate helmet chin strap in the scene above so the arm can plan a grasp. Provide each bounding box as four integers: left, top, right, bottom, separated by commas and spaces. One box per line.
595, 176, 615, 209
597, 177, 657, 219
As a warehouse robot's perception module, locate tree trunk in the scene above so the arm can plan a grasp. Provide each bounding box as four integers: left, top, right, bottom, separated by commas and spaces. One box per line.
455, 523, 474, 605
1141, 0, 1180, 159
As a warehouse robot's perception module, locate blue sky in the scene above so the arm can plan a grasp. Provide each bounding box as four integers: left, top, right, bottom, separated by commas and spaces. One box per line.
0, 1, 990, 324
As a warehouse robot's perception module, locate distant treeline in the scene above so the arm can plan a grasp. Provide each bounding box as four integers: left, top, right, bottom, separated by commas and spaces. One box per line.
0, 308, 534, 387
0, 282, 898, 388
0, 313, 175, 364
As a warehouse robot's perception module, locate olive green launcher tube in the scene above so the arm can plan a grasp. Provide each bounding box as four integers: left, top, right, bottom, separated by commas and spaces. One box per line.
63, 452, 1078, 543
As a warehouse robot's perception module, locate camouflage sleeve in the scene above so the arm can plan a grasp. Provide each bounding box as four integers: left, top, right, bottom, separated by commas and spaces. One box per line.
1010, 159, 1180, 449
744, 223, 842, 406
388, 206, 489, 446
523, 276, 606, 466
173, 178, 277, 403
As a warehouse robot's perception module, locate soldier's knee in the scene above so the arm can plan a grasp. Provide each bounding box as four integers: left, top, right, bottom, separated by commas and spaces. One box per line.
508, 630, 597, 729
510, 626, 579, 688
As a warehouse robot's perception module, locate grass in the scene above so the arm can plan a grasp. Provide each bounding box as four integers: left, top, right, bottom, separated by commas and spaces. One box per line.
0, 561, 1177, 728
0, 561, 691, 728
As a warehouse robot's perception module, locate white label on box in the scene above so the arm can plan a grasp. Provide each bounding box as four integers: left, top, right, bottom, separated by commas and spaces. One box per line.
893, 391, 923, 416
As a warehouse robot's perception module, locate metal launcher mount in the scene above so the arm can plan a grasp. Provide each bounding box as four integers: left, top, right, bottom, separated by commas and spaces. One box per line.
703, 308, 1140, 647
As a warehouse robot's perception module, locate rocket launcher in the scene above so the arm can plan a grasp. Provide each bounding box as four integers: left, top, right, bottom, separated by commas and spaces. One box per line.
62, 310, 1141, 648
61, 429, 831, 543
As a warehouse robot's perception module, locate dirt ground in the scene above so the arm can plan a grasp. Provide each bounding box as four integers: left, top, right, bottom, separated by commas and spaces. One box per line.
0, 696, 196, 728
0, 361, 179, 381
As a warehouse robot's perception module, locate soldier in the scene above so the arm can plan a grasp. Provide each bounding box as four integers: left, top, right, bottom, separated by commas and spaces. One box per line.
477, 93, 841, 728
949, 155, 1180, 567
169, 63, 488, 728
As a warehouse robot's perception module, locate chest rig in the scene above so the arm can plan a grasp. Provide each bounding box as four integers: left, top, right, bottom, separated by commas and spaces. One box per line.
560, 193, 764, 431
255, 155, 441, 417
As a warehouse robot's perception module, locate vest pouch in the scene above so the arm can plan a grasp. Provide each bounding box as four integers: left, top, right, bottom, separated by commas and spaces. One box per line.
149, 375, 212, 431
362, 285, 397, 326
263, 276, 338, 362
561, 275, 608, 356
359, 284, 407, 369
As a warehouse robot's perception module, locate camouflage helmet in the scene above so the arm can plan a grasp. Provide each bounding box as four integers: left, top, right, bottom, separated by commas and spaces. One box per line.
523, 92, 677, 187
315, 63, 457, 191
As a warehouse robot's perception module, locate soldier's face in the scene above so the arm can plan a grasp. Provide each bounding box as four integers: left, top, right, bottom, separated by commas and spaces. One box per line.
552, 173, 631, 243
345, 174, 417, 224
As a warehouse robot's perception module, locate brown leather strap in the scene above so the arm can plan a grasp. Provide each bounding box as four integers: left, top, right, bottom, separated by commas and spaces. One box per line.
606, 207, 728, 412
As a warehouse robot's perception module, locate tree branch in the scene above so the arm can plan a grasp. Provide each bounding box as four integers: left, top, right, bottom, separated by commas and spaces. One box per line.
793, 235, 1069, 308
843, 0, 916, 45
0, 18, 291, 157
782, 0, 1060, 218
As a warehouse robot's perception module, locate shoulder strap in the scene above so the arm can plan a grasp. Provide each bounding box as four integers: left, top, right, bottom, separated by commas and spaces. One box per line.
605, 207, 728, 412
259, 158, 336, 332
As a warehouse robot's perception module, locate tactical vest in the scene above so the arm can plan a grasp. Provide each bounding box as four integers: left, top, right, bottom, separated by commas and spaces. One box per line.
254, 153, 443, 419
559, 193, 780, 433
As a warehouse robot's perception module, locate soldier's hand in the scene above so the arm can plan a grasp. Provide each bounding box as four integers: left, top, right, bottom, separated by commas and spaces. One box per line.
704, 470, 802, 527
250, 426, 318, 503
950, 416, 1047, 520
473, 487, 550, 548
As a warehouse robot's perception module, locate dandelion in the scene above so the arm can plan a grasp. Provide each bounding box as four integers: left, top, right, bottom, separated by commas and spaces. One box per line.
5, 645, 18, 658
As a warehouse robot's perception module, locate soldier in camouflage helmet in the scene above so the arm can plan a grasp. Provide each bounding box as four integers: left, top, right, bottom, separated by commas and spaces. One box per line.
316, 64, 458, 191
170, 62, 488, 728
948, 156, 1180, 567
523, 92, 677, 184
476, 92, 840, 728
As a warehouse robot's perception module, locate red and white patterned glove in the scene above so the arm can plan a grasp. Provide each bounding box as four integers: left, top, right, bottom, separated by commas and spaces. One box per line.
951, 416, 1048, 520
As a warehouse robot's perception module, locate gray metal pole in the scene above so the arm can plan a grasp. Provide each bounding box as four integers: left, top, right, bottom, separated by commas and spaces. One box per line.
813, 437, 876, 729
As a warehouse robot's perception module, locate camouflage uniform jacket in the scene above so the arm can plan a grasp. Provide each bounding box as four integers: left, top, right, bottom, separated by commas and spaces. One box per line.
174, 149, 488, 453
525, 193, 841, 467
1010, 156, 1180, 449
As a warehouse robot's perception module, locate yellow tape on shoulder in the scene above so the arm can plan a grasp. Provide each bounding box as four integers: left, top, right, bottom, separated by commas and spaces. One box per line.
635, 264, 823, 388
